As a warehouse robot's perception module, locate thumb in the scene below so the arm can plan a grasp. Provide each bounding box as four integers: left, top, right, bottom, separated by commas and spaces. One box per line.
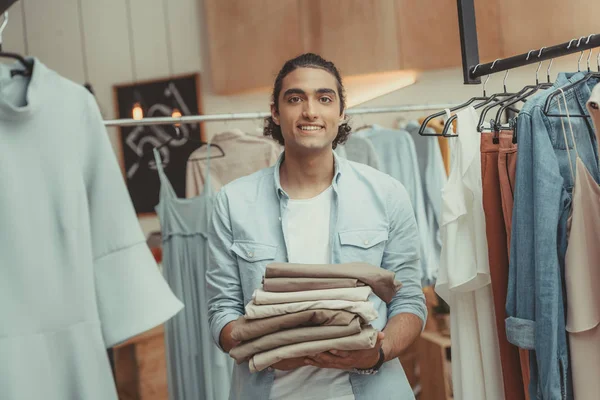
377, 331, 385, 344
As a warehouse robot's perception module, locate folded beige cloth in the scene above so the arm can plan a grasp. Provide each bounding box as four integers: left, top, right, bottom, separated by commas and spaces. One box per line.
231, 309, 359, 342
263, 277, 365, 292
252, 286, 372, 305
249, 325, 378, 373
265, 262, 402, 303
230, 318, 362, 363
244, 299, 378, 322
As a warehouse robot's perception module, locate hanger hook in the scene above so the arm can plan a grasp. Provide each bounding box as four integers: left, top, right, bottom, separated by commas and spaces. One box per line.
503, 69, 510, 93
533, 48, 544, 85
473, 63, 487, 96
0, 12, 8, 41
576, 36, 586, 72
586, 34, 595, 72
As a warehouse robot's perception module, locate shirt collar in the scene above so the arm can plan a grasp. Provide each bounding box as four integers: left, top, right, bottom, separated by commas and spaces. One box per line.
274, 150, 344, 199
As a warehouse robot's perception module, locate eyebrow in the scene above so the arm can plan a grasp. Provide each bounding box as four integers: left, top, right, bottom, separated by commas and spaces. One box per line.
283, 88, 338, 98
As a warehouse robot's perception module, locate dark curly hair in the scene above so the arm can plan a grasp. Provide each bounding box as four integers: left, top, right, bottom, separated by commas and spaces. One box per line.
264, 53, 352, 149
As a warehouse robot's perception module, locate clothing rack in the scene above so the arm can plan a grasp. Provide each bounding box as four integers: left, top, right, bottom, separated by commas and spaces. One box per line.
456, 0, 600, 83
103, 103, 459, 127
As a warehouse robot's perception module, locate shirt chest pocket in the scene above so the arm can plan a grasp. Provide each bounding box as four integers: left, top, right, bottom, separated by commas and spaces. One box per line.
231, 241, 278, 303
338, 229, 388, 266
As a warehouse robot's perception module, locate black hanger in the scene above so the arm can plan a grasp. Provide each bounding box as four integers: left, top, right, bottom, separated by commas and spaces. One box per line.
486, 52, 555, 141
472, 65, 536, 135
0, 12, 33, 77
543, 36, 600, 117
419, 61, 518, 137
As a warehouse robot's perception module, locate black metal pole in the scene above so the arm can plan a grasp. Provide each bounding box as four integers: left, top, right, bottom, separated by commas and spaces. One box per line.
470, 34, 600, 79
457, 0, 481, 84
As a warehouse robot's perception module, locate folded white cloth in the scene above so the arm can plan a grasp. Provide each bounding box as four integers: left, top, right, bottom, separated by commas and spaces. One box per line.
244, 299, 378, 322
248, 325, 378, 373
252, 286, 372, 305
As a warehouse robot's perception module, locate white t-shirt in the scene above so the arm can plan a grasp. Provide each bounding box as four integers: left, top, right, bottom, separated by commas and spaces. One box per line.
269, 186, 355, 400
435, 107, 504, 400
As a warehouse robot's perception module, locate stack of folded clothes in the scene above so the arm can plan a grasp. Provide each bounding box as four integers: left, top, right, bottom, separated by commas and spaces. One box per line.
229, 262, 402, 373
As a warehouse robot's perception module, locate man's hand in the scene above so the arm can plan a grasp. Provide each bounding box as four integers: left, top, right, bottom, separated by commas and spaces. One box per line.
304, 331, 385, 370
219, 320, 241, 353
271, 357, 310, 371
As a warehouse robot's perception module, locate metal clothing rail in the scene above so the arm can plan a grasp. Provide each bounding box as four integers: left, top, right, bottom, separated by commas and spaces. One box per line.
456, 0, 600, 83
103, 103, 459, 127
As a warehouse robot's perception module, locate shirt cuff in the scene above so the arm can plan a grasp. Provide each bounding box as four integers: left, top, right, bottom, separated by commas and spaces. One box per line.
388, 303, 428, 332
505, 316, 535, 350
211, 311, 243, 352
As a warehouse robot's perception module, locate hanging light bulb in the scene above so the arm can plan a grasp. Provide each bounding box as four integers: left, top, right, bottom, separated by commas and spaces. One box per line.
132, 89, 144, 120
132, 102, 144, 120
171, 107, 182, 127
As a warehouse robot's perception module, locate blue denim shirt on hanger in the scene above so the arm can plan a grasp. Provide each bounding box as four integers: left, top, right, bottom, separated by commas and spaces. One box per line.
506, 72, 600, 400
206, 151, 427, 400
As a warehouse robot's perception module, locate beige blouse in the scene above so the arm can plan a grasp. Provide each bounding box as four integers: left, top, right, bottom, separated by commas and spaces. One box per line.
564, 82, 600, 400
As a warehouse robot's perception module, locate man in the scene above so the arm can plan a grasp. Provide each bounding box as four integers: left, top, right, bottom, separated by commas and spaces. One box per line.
207, 53, 426, 400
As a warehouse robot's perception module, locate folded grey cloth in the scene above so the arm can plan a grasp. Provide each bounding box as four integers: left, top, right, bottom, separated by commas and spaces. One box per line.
249, 325, 378, 373
265, 262, 402, 303
262, 277, 365, 292
231, 309, 359, 342
230, 318, 362, 363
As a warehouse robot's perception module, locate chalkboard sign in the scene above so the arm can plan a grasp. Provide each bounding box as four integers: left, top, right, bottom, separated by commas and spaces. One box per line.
114, 74, 203, 215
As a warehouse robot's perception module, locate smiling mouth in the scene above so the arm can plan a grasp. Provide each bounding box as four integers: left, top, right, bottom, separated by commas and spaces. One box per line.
297, 125, 324, 132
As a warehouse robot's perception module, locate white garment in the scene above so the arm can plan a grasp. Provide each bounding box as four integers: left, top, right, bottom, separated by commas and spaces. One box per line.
435, 107, 504, 400
270, 186, 355, 400
252, 286, 372, 305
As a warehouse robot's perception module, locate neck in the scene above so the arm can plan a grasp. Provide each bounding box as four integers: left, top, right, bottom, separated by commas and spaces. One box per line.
280, 147, 335, 199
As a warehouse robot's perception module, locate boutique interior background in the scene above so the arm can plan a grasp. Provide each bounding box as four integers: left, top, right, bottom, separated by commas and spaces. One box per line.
1, 0, 598, 234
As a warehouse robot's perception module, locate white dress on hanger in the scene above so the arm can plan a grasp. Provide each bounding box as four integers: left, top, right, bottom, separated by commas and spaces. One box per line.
435, 107, 505, 400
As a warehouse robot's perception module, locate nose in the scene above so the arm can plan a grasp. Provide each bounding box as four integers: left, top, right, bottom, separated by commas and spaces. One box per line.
302, 100, 318, 120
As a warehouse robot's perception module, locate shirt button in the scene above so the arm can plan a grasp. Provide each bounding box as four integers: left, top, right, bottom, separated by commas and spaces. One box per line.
278, 217, 282, 221
267, 367, 273, 372
364, 240, 369, 245
247, 252, 254, 258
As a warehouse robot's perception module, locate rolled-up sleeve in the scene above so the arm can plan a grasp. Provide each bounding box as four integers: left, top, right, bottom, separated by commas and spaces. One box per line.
206, 188, 245, 351
384, 180, 427, 326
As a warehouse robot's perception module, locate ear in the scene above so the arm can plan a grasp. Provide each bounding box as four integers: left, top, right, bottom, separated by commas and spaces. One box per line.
270, 103, 280, 125
339, 111, 346, 126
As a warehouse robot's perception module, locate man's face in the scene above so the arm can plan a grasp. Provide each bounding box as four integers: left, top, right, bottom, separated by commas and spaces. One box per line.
271, 67, 344, 154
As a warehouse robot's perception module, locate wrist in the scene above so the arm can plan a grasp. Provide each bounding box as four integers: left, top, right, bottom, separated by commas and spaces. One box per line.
353, 347, 385, 375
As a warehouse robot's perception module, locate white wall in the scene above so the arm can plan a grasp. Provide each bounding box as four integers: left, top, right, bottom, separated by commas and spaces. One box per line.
1, 0, 588, 235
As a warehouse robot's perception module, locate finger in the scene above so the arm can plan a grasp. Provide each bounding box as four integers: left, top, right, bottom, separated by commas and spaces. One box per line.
378, 331, 385, 341
329, 350, 351, 357
313, 352, 353, 366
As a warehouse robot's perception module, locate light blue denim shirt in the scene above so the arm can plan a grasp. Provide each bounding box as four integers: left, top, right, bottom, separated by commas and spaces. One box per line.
507, 72, 600, 400
206, 151, 427, 400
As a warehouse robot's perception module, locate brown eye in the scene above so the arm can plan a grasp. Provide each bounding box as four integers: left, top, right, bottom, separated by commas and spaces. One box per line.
288, 96, 302, 103
320, 97, 333, 103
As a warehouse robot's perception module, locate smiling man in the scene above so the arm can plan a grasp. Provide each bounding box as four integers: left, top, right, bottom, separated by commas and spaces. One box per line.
206, 53, 426, 400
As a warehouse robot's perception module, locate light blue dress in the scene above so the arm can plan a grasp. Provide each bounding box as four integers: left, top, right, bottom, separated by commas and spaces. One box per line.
0, 58, 183, 400
153, 147, 232, 400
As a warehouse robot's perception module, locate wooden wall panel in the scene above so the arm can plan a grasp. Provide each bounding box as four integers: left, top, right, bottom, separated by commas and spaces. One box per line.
497, 0, 600, 56
204, 0, 304, 94
301, 0, 401, 75
395, 0, 503, 70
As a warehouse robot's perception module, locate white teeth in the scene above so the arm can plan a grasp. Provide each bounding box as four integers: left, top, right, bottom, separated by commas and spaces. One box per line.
299, 126, 322, 131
